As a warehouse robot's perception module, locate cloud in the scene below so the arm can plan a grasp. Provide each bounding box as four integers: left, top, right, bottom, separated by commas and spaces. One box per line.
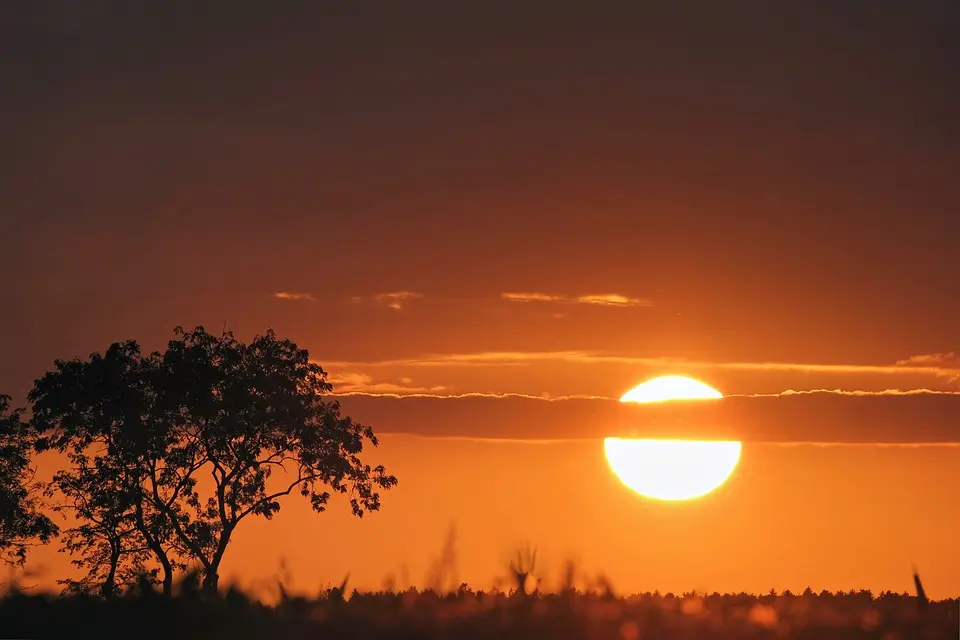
761, 388, 960, 397
325, 371, 446, 395
272, 291, 316, 302
377, 433, 960, 448
501, 292, 653, 307
576, 294, 653, 307
895, 352, 958, 367
323, 350, 960, 378
501, 292, 561, 303
329, 388, 960, 401
351, 291, 424, 310
317, 351, 960, 400
336, 393, 960, 443
331, 390, 611, 400
376, 291, 422, 310
760, 441, 960, 449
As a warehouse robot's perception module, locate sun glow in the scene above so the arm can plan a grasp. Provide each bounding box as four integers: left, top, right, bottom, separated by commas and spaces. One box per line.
619, 375, 722, 403
609, 376, 739, 501
604, 438, 742, 501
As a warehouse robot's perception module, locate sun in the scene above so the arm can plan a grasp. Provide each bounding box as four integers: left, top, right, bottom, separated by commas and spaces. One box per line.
619, 375, 722, 403
604, 438, 742, 501
607, 375, 740, 501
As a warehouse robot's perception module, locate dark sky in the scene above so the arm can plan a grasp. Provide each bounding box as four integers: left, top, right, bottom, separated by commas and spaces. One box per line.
3, 1, 959, 402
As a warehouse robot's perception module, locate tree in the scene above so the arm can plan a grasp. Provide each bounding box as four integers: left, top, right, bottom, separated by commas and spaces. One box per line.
30, 326, 398, 594
31, 340, 183, 595
150, 326, 398, 591
0, 394, 58, 565
49, 455, 166, 597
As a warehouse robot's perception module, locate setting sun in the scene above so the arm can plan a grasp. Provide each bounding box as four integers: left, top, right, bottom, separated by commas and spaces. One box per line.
604, 439, 742, 501
619, 375, 723, 403
610, 376, 739, 501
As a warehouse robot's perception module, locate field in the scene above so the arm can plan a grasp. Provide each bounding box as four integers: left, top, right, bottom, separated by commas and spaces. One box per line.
1, 580, 956, 639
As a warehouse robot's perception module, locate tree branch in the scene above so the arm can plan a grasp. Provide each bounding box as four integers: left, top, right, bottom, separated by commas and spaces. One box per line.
234, 469, 324, 522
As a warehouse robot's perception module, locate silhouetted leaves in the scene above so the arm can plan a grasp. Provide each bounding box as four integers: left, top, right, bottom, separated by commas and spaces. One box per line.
0, 394, 58, 566
28, 325, 397, 595
30, 341, 182, 595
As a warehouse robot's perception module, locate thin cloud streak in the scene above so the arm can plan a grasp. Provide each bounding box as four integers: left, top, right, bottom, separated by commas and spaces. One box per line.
330, 388, 960, 400
576, 294, 653, 307
375, 291, 422, 310
723, 388, 960, 398
272, 291, 317, 302
324, 350, 960, 377
763, 441, 960, 448
378, 433, 960, 448
349, 291, 424, 310
380, 433, 595, 445
733, 388, 960, 398
336, 394, 960, 442
330, 391, 613, 401
501, 292, 653, 307
896, 352, 958, 367
326, 372, 446, 395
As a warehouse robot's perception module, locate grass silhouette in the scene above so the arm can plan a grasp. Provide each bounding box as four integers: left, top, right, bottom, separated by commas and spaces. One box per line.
1, 560, 955, 639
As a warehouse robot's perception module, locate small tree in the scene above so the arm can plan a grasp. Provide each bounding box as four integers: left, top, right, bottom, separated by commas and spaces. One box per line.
151, 326, 398, 591
31, 341, 187, 596
50, 456, 163, 597
30, 326, 397, 594
0, 394, 58, 565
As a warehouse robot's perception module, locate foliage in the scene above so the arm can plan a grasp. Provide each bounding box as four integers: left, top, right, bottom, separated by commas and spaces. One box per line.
151, 326, 397, 591
29, 326, 397, 595
49, 456, 163, 597
0, 395, 58, 566
31, 340, 182, 596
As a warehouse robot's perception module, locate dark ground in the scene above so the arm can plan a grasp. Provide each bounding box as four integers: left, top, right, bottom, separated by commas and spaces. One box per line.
1, 585, 955, 639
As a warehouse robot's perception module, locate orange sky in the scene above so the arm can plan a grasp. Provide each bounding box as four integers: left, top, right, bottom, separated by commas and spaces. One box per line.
23, 436, 960, 599
4, 1, 959, 600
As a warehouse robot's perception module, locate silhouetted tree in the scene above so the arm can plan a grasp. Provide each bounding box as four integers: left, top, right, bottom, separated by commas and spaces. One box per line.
31, 341, 183, 595
30, 326, 397, 594
0, 394, 58, 565
49, 457, 162, 597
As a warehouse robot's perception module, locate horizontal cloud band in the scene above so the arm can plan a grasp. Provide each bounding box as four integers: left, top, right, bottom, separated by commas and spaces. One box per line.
336, 393, 960, 443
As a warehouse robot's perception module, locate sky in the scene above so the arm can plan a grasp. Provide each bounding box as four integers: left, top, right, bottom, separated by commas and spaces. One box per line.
3, 1, 960, 597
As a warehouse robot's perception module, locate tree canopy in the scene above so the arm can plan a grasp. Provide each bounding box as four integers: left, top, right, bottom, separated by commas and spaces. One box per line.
0, 394, 58, 566
29, 326, 397, 595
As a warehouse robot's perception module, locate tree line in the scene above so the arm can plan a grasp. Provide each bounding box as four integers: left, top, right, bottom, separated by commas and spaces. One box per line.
0, 326, 397, 596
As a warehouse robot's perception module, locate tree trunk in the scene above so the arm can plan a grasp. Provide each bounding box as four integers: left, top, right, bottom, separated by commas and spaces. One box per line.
101, 549, 120, 598
134, 497, 175, 597
202, 526, 233, 596
202, 569, 219, 594
203, 549, 226, 595
159, 555, 174, 597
